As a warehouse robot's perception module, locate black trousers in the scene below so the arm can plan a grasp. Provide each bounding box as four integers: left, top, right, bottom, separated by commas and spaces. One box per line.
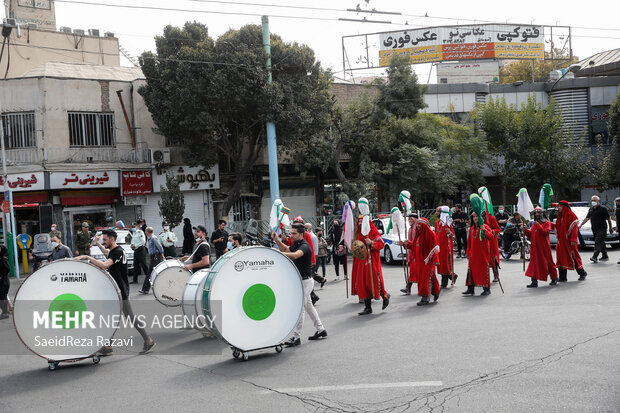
0, 275, 9, 314
133, 246, 149, 281
455, 228, 467, 255
592, 228, 608, 258
503, 232, 520, 253
141, 254, 163, 292
332, 251, 347, 277
314, 256, 326, 278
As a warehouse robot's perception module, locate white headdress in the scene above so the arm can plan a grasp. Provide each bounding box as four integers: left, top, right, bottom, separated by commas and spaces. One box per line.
358, 197, 371, 236
341, 199, 356, 250
439, 205, 452, 226
269, 199, 290, 233
516, 188, 534, 219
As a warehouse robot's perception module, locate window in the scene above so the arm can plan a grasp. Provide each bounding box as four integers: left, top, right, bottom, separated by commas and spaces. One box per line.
68, 112, 115, 147
1, 112, 36, 148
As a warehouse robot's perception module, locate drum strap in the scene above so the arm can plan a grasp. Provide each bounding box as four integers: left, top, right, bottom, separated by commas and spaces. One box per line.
184, 241, 210, 264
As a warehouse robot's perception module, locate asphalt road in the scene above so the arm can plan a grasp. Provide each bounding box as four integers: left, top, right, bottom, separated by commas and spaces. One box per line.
1, 249, 619, 412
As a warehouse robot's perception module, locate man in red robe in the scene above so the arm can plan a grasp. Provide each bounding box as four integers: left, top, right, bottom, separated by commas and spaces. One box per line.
463, 211, 493, 296
412, 218, 441, 306
434, 206, 456, 288
524, 207, 558, 287
552, 200, 587, 282
355, 198, 390, 315
486, 214, 501, 283
400, 212, 418, 295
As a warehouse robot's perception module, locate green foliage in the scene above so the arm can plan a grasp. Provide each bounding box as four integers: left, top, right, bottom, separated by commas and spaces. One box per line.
596, 91, 620, 189
158, 174, 185, 229
139, 22, 332, 213
474, 94, 593, 199
499, 48, 578, 83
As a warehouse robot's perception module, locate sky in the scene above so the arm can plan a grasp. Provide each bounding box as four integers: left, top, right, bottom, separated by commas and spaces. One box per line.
4, 0, 620, 83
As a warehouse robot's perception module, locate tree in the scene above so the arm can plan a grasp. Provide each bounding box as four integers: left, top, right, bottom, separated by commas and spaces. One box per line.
596, 91, 620, 189
474, 94, 593, 201
499, 49, 578, 83
158, 174, 185, 229
139, 22, 332, 214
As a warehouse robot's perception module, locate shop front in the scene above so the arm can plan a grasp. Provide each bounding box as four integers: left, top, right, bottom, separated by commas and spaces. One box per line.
0, 172, 47, 238
142, 165, 219, 244
49, 171, 120, 251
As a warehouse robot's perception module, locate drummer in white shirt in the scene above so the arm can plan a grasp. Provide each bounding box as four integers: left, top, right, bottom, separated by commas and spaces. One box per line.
159, 222, 178, 258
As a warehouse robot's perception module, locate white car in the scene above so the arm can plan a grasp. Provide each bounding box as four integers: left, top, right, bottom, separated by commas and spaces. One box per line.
372, 216, 413, 265
548, 204, 619, 248
89, 229, 135, 270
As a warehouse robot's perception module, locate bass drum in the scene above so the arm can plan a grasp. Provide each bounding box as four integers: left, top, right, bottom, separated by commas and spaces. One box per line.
12, 259, 122, 361
181, 269, 210, 330
151, 259, 191, 307
201, 246, 304, 351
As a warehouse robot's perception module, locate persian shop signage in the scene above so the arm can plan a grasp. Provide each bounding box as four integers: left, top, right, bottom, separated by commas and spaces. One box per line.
121, 170, 153, 196
153, 165, 220, 192
50, 171, 119, 189
0, 172, 45, 191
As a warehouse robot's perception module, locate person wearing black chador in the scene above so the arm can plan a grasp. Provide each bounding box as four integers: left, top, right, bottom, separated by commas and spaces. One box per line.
182, 218, 194, 254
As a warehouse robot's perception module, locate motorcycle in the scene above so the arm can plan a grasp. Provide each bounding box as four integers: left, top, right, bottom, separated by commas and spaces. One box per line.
499, 227, 531, 260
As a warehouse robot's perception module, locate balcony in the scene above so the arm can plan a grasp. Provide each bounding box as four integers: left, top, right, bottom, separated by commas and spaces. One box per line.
0, 147, 152, 166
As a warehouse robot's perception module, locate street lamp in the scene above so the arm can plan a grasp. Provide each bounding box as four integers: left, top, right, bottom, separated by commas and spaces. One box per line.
549, 63, 581, 94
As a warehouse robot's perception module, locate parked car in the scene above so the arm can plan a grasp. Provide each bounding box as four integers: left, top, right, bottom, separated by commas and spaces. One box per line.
89, 229, 135, 270
547, 202, 619, 248
372, 215, 413, 265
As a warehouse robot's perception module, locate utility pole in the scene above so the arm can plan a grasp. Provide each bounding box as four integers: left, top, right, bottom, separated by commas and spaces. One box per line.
261, 16, 280, 204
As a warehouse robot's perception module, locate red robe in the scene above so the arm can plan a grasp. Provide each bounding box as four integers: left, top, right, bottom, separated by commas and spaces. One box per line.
434, 220, 453, 275
352, 219, 388, 300
405, 225, 417, 283
414, 223, 440, 297
486, 215, 501, 268
552, 208, 583, 270
524, 220, 558, 281
466, 224, 493, 287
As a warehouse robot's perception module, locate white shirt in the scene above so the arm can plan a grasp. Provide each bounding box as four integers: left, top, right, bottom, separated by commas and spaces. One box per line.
309, 231, 319, 257
159, 231, 178, 247
130, 229, 146, 248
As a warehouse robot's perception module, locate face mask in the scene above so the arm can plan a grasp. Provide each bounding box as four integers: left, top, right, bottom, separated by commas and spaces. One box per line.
195, 237, 202, 242
51, 227, 56, 232
164, 226, 170, 231
592, 201, 598, 206
132, 228, 136, 233
227, 241, 233, 250
498, 209, 504, 214
51, 242, 59, 249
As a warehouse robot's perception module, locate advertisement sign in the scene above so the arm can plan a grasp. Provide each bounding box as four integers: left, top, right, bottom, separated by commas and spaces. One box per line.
0, 172, 45, 192
153, 165, 220, 192
379, 24, 544, 66
50, 171, 119, 189
121, 170, 153, 196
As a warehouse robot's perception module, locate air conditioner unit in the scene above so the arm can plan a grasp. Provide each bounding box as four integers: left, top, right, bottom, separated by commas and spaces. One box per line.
88, 29, 100, 36
3, 18, 16, 26
73, 29, 85, 36
25, 23, 37, 29
59, 26, 72, 33
150, 148, 171, 164
104, 32, 115, 38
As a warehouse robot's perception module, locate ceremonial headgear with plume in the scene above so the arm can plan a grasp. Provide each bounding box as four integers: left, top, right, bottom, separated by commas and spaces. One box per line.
538, 183, 554, 209
517, 188, 534, 220
358, 197, 371, 236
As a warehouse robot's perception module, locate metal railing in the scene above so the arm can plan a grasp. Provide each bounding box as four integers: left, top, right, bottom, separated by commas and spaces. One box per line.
0, 147, 152, 165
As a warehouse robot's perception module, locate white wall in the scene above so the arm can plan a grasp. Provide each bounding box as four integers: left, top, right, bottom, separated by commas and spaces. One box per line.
260, 188, 317, 221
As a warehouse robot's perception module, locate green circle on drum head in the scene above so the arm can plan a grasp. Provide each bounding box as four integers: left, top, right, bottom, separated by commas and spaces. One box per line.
49, 293, 87, 329
242, 284, 276, 321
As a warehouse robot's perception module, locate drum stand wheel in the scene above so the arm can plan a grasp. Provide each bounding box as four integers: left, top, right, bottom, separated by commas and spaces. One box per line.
275, 345, 283, 353
93, 355, 101, 365
48, 361, 59, 371
232, 350, 241, 359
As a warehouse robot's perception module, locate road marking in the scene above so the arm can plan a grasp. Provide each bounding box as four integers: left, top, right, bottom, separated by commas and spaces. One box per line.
259, 381, 443, 394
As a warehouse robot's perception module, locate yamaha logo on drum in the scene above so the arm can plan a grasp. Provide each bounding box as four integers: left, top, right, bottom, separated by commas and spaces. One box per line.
234, 260, 275, 272
59, 272, 88, 282
50, 274, 58, 281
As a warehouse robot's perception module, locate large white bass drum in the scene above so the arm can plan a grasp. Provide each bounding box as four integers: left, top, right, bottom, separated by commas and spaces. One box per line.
150, 259, 191, 307
200, 247, 304, 351
12, 259, 122, 361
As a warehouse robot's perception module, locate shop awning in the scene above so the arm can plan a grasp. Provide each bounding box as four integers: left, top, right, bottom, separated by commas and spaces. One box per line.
0, 191, 48, 204
60, 189, 120, 206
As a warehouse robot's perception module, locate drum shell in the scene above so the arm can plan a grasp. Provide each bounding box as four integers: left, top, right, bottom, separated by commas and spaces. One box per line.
181, 269, 210, 330
151, 259, 191, 307
201, 246, 304, 351
12, 259, 122, 361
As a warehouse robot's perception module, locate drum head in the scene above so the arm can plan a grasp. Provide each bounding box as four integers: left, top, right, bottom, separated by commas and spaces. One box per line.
152, 260, 191, 307
203, 247, 304, 351
12, 259, 122, 361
